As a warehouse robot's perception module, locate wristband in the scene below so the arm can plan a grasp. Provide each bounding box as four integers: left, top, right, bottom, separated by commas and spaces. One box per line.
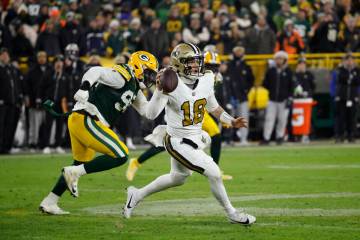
220, 111, 234, 126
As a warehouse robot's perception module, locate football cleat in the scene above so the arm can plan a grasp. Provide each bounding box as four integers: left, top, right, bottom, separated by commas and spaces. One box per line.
123, 186, 140, 219
39, 199, 69, 215
222, 173, 233, 181
228, 211, 256, 225
62, 166, 80, 197
126, 158, 140, 181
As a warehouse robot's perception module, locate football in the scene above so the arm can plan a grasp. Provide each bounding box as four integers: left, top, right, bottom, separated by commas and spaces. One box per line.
159, 68, 178, 93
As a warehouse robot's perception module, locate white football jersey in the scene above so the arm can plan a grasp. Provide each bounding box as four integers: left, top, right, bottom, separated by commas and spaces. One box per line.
165, 71, 219, 138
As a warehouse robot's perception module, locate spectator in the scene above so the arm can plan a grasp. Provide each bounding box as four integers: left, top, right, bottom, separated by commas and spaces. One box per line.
275, 19, 305, 54
106, 19, 125, 57
35, 4, 49, 30
78, 0, 101, 28
293, 9, 311, 46
165, 5, 186, 41
38, 55, 69, 154
334, 53, 360, 143
127, 18, 142, 53
59, 11, 85, 56
35, 20, 62, 57
295, 58, 315, 98
24, 51, 50, 150
309, 13, 339, 53
338, 16, 360, 52
26, 0, 42, 25
225, 22, 246, 54
182, 13, 210, 49
12, 23, 34, 60
0, 48, 23, 154
244, 14, 276, 54
64, 43, 86, 111
0, 22, 12, 50
228, 47, 254, 145
273, 0, 293, 32
261, 51, 294, 145
142, 18, 169, 60
85, 18, 105, 56
155, 0, 173, 23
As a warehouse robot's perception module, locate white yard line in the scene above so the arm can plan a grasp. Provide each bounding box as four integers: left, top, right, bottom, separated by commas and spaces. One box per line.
268, 164, 360, 169
82, 192, 360, 217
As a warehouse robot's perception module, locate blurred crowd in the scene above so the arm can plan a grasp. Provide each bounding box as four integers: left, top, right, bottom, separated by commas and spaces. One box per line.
0, 0, 360, 154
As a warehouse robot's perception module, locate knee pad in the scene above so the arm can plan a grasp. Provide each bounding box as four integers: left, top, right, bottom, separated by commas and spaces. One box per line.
170, 171, 189, 186
204, 161, 222, 180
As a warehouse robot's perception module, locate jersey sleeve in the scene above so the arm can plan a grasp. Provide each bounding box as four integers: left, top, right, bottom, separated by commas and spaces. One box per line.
206, 91, 220, 113
132, 89, 168, 120
82, 66, 125, 89
146, 90, 169, 119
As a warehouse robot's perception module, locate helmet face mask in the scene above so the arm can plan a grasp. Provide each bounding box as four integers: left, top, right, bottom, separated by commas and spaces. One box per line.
128, 51, 159, 88
180, 55, 205, 77
65, 43, 79, 61
171, 43, 205, 81
142, 68, 157, 88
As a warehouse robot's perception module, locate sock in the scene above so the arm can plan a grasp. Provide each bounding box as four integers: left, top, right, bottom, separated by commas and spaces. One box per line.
83, 154, 127, 174
51, 160, 82, 196
137, 172, 186, 199
138, 146, 165, 164
210, 134, 222, 165
72, 164, 87, 176
46, 192, 60, 204
208, 176, 236, 215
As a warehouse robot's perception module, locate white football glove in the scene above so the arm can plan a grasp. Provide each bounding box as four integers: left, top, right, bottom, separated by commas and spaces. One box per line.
74, 89, 89, 103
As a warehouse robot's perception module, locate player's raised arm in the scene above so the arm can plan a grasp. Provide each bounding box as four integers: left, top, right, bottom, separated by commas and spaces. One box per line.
206, 93, 248, 129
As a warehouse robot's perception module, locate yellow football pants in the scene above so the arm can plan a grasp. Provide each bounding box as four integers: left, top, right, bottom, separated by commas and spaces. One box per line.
202, 111, 220, 137
68, 112, 128, 162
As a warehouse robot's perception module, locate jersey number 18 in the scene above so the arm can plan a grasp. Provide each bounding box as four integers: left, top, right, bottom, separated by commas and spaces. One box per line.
181, 98, 207, 126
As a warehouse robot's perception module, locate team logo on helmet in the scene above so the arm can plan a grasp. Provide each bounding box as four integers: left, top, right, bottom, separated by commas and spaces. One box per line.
139, 54, 150, 61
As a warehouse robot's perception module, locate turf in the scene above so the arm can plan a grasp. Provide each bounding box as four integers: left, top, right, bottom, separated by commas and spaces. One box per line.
1, 144, 360, 240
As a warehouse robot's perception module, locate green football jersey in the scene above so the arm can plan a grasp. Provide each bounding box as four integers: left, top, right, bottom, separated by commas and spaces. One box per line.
87, 64, 140, 126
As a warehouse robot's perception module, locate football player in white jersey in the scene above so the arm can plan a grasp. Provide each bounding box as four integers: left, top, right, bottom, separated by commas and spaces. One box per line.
123, 43, 256, 225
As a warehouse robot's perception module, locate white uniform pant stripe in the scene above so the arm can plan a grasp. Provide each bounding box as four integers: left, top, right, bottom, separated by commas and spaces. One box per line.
86, 117, 125, 157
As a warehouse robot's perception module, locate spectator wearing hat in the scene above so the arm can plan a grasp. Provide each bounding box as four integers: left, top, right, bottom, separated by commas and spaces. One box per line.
275, 19, 305, 54
244, 14, 277, 54
334, 53, 360, 143
0, 48, 24, 154
106, 19, 125, 57
261, 51, 294, 145
295, 58, 315, 98
127, 18, 142, 53
24, 51, 51, 150
228, 46, 254, 145
38, 55, 69, 154
35, 20, 62, 57
59, 11, 86, 56
142, 18, 169, 60
64, 43, 86, 111
182, 13, 210, 49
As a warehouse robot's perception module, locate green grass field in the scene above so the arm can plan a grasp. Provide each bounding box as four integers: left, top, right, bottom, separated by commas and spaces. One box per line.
1, 144, 360, 240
